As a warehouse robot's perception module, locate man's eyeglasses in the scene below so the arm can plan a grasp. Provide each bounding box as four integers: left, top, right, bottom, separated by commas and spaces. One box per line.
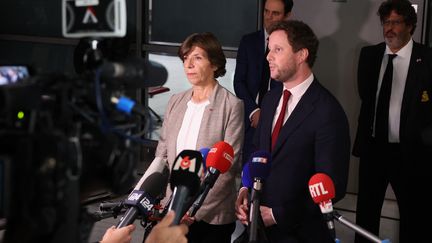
382, 19, 404, 27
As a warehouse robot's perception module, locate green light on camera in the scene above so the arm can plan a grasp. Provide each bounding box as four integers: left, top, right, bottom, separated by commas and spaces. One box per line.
17, 111, 25, 120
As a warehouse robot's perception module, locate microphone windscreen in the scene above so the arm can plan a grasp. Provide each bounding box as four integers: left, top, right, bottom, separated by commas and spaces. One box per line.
170, 150, 203, 196
308, 173, 335, 203
241, 162, 253, 188
248, 150, 272, 180
199, 147, 210, 172
206, 141, 234, 173
141, 171, 169, 198
134, 157, 168, 190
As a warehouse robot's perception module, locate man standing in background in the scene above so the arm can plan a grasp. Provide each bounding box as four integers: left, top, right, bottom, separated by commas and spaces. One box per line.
234, 0, 293, 166
353, 1, 432, 242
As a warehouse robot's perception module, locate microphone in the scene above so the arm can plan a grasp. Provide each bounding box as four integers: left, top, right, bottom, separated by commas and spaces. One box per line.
168, 150, 203, 225
134, 157, 169, 190
189, 142, 234, 217
308, 173, 336, 240
199, 147, 210, 173
308, 173, 391, 243
100, 58, 168, 89
116, 168, 169, 228
248, 150, 272, 243
241, 162, 253, 189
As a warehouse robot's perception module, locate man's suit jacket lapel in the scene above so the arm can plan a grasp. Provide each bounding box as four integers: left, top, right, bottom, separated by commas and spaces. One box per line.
271, 81, 319, 155
367, 44, 386, 102
400, 42, 426, 130
260, 86, 281, 152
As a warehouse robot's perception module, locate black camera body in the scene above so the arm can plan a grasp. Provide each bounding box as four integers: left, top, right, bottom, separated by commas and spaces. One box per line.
0, 67, 150, 242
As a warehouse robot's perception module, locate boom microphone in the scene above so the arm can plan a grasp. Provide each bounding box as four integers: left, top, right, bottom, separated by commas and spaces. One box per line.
332, 211, 391, 243
168, 150, 203, 225
308, 174, 392, 243
308, 173, 336, 240
248, 150, 272, 243
189, 142, 234, 217
100, 58, 168, 89
117, 169, 169, 228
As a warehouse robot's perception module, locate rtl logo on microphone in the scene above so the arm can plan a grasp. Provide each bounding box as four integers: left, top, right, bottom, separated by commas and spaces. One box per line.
309, 182, 329, 198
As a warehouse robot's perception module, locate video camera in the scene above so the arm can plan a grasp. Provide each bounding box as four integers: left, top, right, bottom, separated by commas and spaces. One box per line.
0, 1, 167, 242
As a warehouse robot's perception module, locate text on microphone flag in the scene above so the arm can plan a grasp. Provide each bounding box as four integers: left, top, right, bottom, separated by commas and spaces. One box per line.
171, 150, 204, 184
319, 199, 333, 214
127, 191, 143, 202
180, 156, 191, 168
252, 157, 268, 164
173, 155, 202, 177
309, 182, 329, 197
140, 197, 154, 211
223, 152, 234, 163
308, 173, 336, 203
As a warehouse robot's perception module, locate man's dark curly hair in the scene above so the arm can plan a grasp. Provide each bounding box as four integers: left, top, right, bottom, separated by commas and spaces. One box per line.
378, 0, 417, 35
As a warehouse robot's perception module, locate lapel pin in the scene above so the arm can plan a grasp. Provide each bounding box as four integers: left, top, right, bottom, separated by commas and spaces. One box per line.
416, 58, 422, 62
421, 91, 429, 102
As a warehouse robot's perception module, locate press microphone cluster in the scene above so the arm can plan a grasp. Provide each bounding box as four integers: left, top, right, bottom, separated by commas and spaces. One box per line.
189, 142, 234, 217
116, 158, 169, 228
308, 173, 391, 243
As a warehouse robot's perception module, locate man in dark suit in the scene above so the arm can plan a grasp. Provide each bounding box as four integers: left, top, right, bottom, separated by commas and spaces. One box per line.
234, 0, 293, 166
353, 1, 432, 242
235, 20, 350, 243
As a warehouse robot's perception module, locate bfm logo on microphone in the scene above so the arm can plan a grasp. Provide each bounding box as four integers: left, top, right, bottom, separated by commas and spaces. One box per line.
309, 182, 329, 198
173, 155, 203, 177
252, 157, 268, 164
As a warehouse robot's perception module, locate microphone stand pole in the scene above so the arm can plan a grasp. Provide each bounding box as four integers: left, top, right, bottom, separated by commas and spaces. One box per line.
249, 179, 262, 243
332, 211, 391, 243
